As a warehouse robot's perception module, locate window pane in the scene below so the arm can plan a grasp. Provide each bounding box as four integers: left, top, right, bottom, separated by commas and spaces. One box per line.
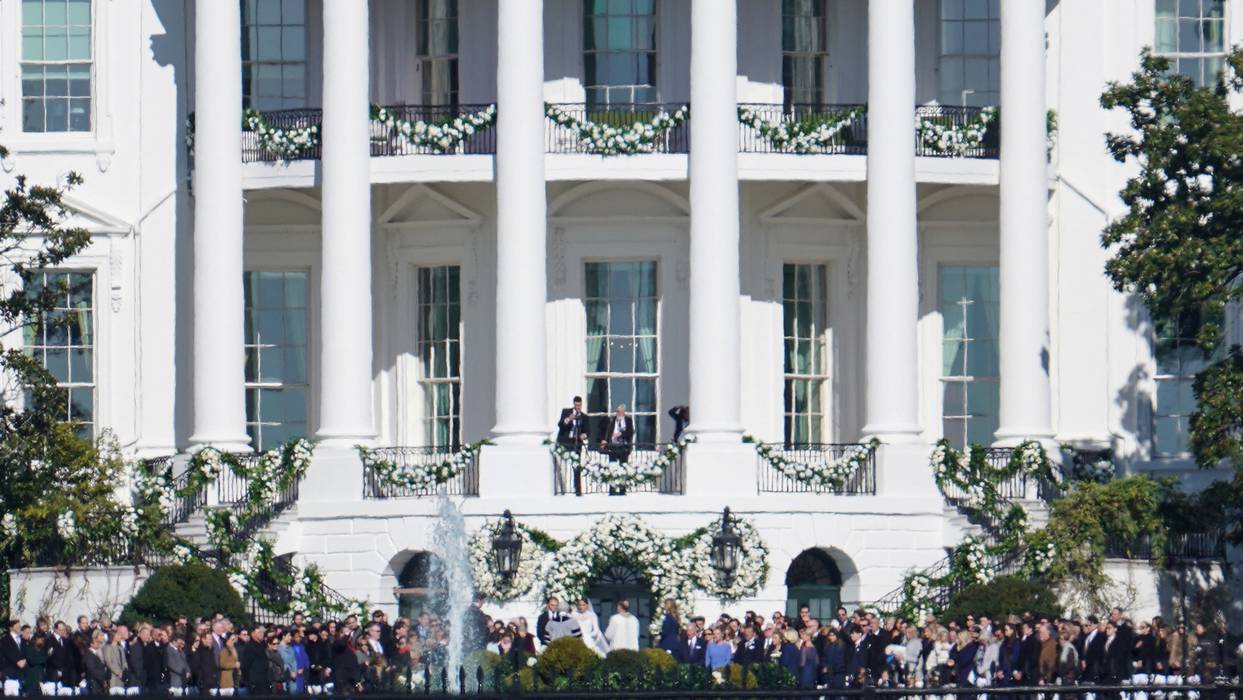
585, 261, 660, 439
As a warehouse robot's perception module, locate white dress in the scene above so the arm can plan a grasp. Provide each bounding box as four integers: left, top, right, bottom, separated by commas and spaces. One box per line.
573, 610, 609, 657
604, 612, 639, 651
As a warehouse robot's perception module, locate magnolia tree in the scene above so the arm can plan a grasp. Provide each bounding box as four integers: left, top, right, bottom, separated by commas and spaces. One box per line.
1101, 51, 1243, 539
0, 149, 154, 598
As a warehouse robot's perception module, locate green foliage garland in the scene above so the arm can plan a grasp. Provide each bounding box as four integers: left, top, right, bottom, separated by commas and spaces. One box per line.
737, 105, 864, 153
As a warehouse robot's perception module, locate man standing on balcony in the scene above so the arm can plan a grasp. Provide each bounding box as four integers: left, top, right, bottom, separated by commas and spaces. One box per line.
600, 404, 634, 496
556, 397, 588, 495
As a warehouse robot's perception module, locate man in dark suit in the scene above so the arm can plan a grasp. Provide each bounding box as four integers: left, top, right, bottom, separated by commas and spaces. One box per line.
556, 397, 588, 494
82, 633, 108, 695
844, 627, 869, 686
733, 625, 763, 665
667, 406, 689, 441
599, 404, 636, 495
1, 619, 25, 694
536, 596, 562, 647
1081, 617, 1105, 682
45, 621, 74, 691
1016, 621, 1041, 684
682, 622, 707, 666
463, 594, 490, 653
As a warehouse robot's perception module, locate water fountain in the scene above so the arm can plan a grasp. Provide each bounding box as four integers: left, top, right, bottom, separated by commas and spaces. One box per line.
429, 494, 474, 689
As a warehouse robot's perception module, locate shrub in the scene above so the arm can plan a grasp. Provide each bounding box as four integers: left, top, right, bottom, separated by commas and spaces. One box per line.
660, 663, 715, 690
532, 637, 598, 686
120, 562, 246, 625
641, 647, 678, 673
588, 649, 654, 690
752, 662, 797, 689
720, 663, 757, 689
942, 575, 1062, 623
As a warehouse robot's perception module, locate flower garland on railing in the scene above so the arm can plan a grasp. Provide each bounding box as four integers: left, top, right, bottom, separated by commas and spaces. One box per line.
737, 106, 865, 154
370, 104, 496, 154
468, 513, 769, 635
547, 437, 695, 490
930, 438, 1056, 527
355, 440, 489, 493
544, 103, 688, 156
915, 106, 997, 157
743, 436, 879, 491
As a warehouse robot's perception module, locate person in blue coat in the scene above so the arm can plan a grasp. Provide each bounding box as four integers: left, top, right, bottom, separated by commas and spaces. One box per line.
777, 630, 802, 680
704, 629, 732, 670
822, 629, 847, 689
659, 599, 683, 657
797, 630, 820, 689
948, 630, 979, 687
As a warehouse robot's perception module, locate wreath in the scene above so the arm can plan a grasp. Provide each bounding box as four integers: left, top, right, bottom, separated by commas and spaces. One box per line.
468, 519, 546, 602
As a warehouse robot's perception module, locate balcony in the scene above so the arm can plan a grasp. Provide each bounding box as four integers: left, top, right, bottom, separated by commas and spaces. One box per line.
227, 103, 1002, 165
754, 443, 877, 495
361, 446, 481, 499
552, 444, 686, 496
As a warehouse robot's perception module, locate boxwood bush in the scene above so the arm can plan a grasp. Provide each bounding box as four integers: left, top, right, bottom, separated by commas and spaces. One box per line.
119, 562, 246, 626
942, 574, 1062, 623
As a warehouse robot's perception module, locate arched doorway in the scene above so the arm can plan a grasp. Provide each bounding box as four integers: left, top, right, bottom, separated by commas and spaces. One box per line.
395, 551, 446, 620
785, 548, 842, 620
588, 563, 653, 648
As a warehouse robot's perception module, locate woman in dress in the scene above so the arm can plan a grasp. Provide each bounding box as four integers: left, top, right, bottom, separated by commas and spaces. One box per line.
659, 598, 682, 657
704, 628, 732, 671
797, 629, 820, 690
573, 599, 609, 657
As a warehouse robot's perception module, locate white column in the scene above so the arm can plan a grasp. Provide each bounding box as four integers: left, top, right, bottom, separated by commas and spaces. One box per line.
995, 0, 1054, 444
491, 0, 548, 444
189, 0, 249, 451
861, 0, 921, 443
316, 0, 374, 446
685, 0, 742, 442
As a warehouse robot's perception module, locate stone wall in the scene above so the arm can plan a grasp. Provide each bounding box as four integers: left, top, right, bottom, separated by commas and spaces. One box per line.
7, 566, 152, 623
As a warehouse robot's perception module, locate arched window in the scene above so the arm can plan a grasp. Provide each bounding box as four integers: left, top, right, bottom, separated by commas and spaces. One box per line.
395, 552, 445, 619
785, 548, 842, 620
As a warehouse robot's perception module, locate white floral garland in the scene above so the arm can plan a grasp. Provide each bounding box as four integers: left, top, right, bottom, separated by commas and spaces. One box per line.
467, 520, 545, 602
745, 436, 878, 491
737, 105, 864, 154
551, 437, 695, 490
371, 104, 496, 154
545, 103, 688, 156
956, 536, 993, 586
356, 440, 486, 493
915, 106, 996, 157
687, 516, 770, 603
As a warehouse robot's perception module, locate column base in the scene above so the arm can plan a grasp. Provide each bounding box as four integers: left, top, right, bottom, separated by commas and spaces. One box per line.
861, 422, 924, 444
488, 426, 550, 447
874, 442, 938, 499
478, 443, 553, 499
685, 423, 743, 444
991, 429, 1057, 448
684, 442, 754, 497
299, 446, 364, 503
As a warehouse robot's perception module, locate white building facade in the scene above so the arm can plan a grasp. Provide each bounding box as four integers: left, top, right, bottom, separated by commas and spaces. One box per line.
3, 0, 1239, 625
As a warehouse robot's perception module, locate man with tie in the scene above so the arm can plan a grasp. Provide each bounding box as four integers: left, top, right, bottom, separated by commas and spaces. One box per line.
556, 397, 588, 495
599, 404, 635, 495
682, 622, 707, 666
1, 620, 26, 697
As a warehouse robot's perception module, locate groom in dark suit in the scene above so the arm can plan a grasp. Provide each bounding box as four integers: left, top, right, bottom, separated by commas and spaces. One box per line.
556, 396, 588, 494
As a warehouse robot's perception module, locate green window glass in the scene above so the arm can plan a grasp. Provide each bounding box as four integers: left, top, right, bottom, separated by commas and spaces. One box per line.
940, 265, 999, 449
23, 271, 95, 436
585, 261, 658, 445
781, 0, 829, 108
415, 0, 459, 107
782, 263, 828, 445
21, 0, 93, 132
1152, 317, 1209, 457
583, 0, 658, 106
937, 0, 1000, 107
1155, 0, 1226, 87
417, 266, 462, 449
244, 270, 309, 450
241, 0, 307, 110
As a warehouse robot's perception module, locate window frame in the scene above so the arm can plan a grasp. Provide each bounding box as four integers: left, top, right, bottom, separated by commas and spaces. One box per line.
582, 0, 660, 107
583, 259, 661, 446
19, 0, 96, 134
415, 264, 463, 451
938, 264, 1001, 450
781, 0, 830, 109
23, 269, 96, 437
936, 0, 1001, 107
413, 0, 460, 108
242, 268, 311, 452
240, 0, 309, 111
1153, 0, 1229, 87
781, 262, 830, 446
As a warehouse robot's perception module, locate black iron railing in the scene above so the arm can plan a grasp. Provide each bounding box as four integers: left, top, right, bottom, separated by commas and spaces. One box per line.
552, 444, 685, 495
370, 103, 497, 157
738, 103, 868, 154
139, 456, 205, 527
755, 443, 877, 495
362, 447, 481, 499
24, 533, 176, 569
545, 102, 690, 154
1105, 531, 1227, 562
873, 546, 1024, 615
240, 108, 322, 163
914, 104, 1000, 158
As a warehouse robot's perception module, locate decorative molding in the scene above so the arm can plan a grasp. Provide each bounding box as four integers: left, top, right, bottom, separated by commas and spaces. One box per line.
758, 183, 865, 223
548, 181, 690, 218
916, 185, 999, 219
377, 183, 482, 227
466, 227, 481, 306
845, 235, 861, 301
244, 188, 322, 213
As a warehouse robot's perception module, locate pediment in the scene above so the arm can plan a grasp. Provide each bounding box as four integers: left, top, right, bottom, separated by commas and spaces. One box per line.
58, 196, 130, 234
378, 184, 482, 226
759, 184, 864, 224
244, 189, 322, 227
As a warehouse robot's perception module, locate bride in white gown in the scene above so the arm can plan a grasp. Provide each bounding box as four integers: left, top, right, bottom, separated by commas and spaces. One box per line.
573, 598, 609, 657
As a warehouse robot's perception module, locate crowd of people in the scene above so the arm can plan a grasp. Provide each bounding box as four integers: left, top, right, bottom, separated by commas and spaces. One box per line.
2, 598, 1240, 696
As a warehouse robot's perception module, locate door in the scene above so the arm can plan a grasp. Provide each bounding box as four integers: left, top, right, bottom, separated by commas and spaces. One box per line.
588, 563, 653, 648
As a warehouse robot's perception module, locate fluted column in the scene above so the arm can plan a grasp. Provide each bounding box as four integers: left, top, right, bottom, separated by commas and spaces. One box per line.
685, 0, 742, 442
862, 0, 921, 442
995, 0, 1054, 445
316, 0, 374, 446
189, 0, 248, 451
491, 0, 548, 444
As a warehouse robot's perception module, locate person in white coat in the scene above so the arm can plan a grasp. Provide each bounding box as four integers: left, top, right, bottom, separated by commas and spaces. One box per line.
603, 600, 639, 652
572, 599, 608, 657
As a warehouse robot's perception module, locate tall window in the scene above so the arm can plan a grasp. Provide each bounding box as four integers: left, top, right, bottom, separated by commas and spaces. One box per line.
241, 0, 307, 110
244, 271, 308, 451
21, 0, 93, 132
1155, 0, 1226, 87
583, 0, 657, 106
940, 266, 999, 449
783, 263, 829, 445
1152, 318, 1208, 457
417, 266, 462, 449
938, 0, 1000, 107
585, 261, 658, 445
782, 0, 829, 108
24, 271, 95, 435
415, 0, 459, 107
